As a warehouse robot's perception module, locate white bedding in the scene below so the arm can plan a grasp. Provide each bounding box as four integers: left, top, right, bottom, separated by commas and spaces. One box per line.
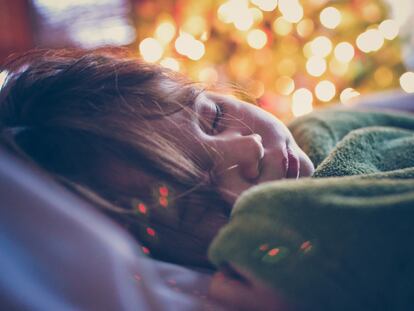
0, 146, 227, 311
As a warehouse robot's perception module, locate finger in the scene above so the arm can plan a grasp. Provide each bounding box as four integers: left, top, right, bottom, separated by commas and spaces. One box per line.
229, 263, 270, 288
209, 271, 288, 311
223, 264, 293, 311
209, 272, 258, 311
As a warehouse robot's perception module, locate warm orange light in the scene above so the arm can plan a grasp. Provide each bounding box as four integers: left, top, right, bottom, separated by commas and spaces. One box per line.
198, 67, 219, 84
155, 21, 176, 44
329, 58, 349, 76
248, 80, 265, 98
374, 66, 394, 87
296, 19, 314, 38
275, 76, 295, 95
277, 58, 297, 76
183, 16, 206, 36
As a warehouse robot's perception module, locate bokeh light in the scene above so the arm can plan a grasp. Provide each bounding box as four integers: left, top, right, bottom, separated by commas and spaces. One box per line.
277, 58, 297, 76
218, 0, 250, 24
155, 21, 176, 45
296, 18, 314, 38
252, 0, 278, 12
250, 7, 264, 23
378, 19, 399, 40
334, 42, 355, 63
310, 36, 332, 58
247, 29, 267, 49
187, 41, 205, 60
320, 7, 341, 29
139, 38, 163, 62
315, 80, 336, 102
248, 80, 265, 98
278, 0, 303, 23
400, 72, 414, 93
160, 57, 180, 71
340, 88, 360, 104
356, 29, 384, 53
234, 8, 254, 30
175, 32, 205, 60
146, 227, 156, 237
273, 17, 292, 36
302, 41, 313, 58
306, 56, 327, 77
129, 0, 408, 121
198, 67, 219, 84
329, 58, 349, 76
275, 76, 295, 95
217, 2, 234, 23
183, 16, 207, 36
361, 2, 381, 22
292, 88, 313, 116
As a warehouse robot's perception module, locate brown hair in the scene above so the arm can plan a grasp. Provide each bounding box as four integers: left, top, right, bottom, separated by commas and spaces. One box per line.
0, 49, 230, 267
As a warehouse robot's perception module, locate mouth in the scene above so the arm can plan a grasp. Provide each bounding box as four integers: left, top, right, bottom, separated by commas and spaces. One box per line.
285, 146, 299, 179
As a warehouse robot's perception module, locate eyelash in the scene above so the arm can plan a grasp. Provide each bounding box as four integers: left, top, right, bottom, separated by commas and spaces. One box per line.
211, 103, 223, 133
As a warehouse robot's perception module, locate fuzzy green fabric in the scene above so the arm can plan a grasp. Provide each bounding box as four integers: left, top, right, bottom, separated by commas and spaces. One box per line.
208, 108, 414, 311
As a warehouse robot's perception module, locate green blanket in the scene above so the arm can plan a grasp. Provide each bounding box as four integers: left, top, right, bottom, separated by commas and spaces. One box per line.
208, 108, 414, 311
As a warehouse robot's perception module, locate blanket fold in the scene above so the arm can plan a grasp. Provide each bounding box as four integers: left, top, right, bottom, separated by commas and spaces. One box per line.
208, 108, 414, 311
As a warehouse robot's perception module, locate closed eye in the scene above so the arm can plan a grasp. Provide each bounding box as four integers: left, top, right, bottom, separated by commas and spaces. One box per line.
212, 103, 223, 132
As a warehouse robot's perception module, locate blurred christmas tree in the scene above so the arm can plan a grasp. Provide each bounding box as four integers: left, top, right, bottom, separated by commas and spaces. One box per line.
131, 0, 413, 122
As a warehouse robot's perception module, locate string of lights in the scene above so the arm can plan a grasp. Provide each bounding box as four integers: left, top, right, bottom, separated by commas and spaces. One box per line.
40, 0, 414, 122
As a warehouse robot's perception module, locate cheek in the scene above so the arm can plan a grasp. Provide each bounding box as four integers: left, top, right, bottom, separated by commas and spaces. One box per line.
253, 113, 290, 144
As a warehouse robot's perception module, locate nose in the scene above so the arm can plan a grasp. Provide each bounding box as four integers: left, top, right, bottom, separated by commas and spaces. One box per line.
215, 133, 265, 181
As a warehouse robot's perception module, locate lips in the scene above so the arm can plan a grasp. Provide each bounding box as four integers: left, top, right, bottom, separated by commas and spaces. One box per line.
286, 146, 299, 179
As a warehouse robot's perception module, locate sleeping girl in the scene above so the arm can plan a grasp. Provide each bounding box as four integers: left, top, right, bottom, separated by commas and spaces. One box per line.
1, 49, 414, 311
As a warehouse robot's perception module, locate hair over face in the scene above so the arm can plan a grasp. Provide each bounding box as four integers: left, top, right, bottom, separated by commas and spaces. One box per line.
0, 49, 230, 267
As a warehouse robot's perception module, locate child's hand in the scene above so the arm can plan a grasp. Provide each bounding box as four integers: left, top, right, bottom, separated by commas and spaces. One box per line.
209, 263, 293, 311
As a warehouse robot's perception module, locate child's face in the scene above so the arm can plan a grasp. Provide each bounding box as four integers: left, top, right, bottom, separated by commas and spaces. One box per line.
153, 92, 314, 204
